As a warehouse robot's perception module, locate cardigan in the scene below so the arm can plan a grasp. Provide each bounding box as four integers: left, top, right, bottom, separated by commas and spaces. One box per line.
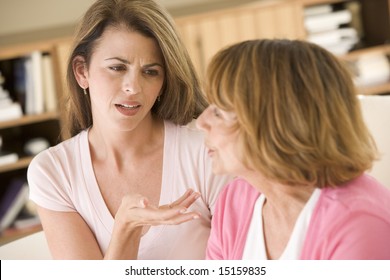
206, 174, 390, 260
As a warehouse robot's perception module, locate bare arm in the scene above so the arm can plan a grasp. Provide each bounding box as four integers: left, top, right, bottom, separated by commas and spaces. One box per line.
38, 189, 200, 259
37, 207, 104, 259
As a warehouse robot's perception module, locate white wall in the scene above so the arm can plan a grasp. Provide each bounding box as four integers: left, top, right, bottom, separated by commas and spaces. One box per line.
0, 0, 95, 37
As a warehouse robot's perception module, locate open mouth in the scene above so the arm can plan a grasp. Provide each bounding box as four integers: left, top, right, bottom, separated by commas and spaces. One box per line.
115, 104, 141, 109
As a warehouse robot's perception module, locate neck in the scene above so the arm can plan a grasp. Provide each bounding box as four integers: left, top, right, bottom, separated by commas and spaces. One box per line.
243, 172, 317, 260
88, 115, 164, 168
243, 171, 316, 216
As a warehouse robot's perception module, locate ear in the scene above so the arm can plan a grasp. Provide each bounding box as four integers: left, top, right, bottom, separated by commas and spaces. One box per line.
73, 55, 89, 88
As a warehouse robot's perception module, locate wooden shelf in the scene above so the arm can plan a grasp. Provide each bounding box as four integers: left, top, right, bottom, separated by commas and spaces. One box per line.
0, 111, 59, 130
338, 45, 390, 95
341, 44, 390, 60
0, 156, 34, 173
357, 81, 390, 95
299, 0, 348, 5
0, 37, 72, 60
0, 224, 42, 246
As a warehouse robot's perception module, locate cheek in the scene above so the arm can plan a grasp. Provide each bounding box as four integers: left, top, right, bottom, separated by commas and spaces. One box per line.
88, 71, 114, 92
223, 137, 244, 166
152, 79, 164, 95
215, 137, 235, 158
226, 144, 241, 163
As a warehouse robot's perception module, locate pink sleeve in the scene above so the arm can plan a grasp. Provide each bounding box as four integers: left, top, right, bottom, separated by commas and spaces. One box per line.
205, 187, 226, 260
302, 176, 390, 260
328, 213, 390, 260
205, 179, 259, 260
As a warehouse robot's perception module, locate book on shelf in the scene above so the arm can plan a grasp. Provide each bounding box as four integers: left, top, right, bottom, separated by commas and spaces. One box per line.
304, 9, 352, 33
13, 58, 27, 113
0, 150, 19, 166
307, 27, 358, 55
1, 51, 57, 116
12, 202, 41, 230
352, 53, 390, 87
0, 70, 23, 121
0, 96, 13, 108
0, 102, 23, 122
307, 27, 358, 47
12, 215, 41, 230
0, 179, 29, 233
345, 1, 364, 40
42, 54, 58, 112
323, 37, 359, 55
304, 4, 332, 17
0, 135, 19, 166
25, 51, 44, 115
0, 83, 12, 108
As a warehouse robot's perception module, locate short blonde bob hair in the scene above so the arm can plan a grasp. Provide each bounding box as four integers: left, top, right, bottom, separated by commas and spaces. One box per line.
66, 0, 207, 137
205, 39, 377, 188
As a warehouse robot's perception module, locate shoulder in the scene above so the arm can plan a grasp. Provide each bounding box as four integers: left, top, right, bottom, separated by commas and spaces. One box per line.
303, 175, 390, 259
28, 130, 87, 174
27, 131, 88, 212
208, 178, 260, 259
166, 119, 204, 143
319, 174, 390, 217
310, 174, 390, 245
221, 178, 260, 198
216, 178, 260, 216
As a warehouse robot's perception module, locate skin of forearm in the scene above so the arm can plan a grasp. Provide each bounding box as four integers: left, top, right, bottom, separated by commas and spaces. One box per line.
104, 223, 143, 260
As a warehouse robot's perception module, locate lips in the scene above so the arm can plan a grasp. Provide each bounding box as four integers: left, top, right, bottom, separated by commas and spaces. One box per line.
115, 104, 141, 109
206, 146, 215, 157
115, 102, 141, 116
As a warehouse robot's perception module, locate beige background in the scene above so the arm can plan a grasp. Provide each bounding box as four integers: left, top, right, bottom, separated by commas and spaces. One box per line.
0, 0, 257, 40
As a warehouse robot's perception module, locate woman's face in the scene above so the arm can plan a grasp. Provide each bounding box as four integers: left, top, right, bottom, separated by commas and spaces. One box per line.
81, 26, 165, 131
196, 104, 246, 175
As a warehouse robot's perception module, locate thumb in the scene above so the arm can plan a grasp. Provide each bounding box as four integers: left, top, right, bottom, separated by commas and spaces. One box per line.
139, 197, 149, 208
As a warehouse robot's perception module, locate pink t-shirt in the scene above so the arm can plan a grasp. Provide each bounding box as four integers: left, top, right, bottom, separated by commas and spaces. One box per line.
206, 175, 390, 260
28, 121, 233, 259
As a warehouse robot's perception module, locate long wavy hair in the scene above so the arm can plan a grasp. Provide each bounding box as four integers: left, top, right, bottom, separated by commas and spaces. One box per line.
65, 0, 207, 137
205, 39, 377, 188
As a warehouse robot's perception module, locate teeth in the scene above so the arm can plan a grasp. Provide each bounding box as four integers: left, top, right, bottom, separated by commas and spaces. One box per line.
119, 104, 139, 109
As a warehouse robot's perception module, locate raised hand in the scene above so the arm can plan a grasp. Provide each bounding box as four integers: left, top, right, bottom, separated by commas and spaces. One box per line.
115, 189, 201, 230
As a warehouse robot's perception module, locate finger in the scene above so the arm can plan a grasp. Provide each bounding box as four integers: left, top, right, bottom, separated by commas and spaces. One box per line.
174, 191, 201, 209
142, 210, 200, 226
139, 197, 148, 208
154, 212, 200, 226
121, 194, 149, 209
159, 189, 195, 210
130, 205, 200, 226
171, 189, 194, 206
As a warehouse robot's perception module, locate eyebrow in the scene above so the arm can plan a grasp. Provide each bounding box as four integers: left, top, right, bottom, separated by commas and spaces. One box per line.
104, 57, 164, 68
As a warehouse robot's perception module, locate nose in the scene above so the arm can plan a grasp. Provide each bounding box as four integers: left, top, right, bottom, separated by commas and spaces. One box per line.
123, 71, 141, 95
196, 106, 211, 131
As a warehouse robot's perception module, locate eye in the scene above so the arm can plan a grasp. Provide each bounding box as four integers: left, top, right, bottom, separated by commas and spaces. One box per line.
109, 65, 126, 71
212, 106, 222, 118
144, 69, 159, 76
210, 105, 237, 122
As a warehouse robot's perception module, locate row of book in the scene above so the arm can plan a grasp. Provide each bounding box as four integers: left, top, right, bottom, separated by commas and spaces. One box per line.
0, 135, 50, 167
0, 135, 19, 167
0, 178, 40, 234
0, 51, 58, 122
304, 3, 360, 55
348, 53, 390, 88
304, 2, 390, 88
0, 71, 23, 122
